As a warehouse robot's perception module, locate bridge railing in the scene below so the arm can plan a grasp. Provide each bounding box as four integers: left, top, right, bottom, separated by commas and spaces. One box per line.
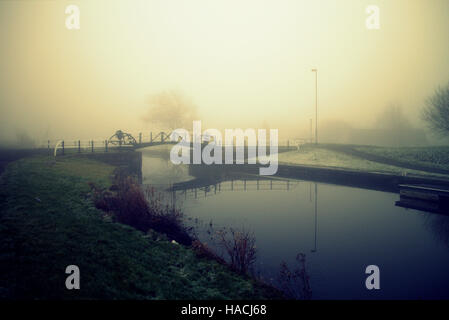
40, 139, 134, 156
38, 133, 309, 156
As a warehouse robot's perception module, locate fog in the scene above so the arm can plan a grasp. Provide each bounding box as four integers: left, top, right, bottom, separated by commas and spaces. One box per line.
1, 0, 449, 146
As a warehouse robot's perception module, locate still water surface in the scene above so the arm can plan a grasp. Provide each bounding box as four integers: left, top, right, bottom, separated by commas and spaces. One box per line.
141, 148, 449, 299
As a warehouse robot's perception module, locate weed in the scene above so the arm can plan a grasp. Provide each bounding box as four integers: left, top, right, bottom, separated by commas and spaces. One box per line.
278, 253, 312, 300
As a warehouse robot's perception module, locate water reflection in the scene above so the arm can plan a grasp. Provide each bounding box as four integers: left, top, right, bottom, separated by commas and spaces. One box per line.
170, 178, 297, 200
312, 183, 318, 253
141, 150, 449, 299
423, 214, 449, 247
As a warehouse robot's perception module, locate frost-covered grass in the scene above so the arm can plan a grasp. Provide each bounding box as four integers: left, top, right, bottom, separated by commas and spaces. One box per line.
353, 146, 449, 171
278, 145, 449, 178
0, 154, 281, 299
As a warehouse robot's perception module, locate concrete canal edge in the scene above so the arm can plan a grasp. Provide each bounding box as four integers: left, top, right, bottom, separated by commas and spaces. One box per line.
64, 148, 449, 195
184, 162, 449, 193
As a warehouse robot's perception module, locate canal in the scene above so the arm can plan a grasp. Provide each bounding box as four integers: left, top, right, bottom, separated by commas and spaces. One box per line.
141, 146, 449, 299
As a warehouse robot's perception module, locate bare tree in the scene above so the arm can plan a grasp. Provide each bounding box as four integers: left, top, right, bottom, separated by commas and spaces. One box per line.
422, 83, 449, 136
142, 90, 198, 130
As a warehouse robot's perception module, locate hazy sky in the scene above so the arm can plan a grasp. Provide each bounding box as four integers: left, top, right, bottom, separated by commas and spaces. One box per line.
1, 0, 449, 142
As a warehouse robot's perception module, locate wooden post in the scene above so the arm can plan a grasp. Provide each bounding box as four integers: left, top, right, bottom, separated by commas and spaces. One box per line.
105, 140, 108, 152
91, 140, 94, 153
47, 140, 50, 156
139, 132, 142, 144
78, 140, 81, 153
62, 140, 65, 155
150, 132, 153, 142
161, 132, 164, 142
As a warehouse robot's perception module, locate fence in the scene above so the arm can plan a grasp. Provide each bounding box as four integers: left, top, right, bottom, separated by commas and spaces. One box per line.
37, 132, 311, 156
41, 139, 133, 156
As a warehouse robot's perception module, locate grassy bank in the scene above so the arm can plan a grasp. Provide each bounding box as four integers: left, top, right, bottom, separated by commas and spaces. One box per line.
352, 145, 449, 172
278, 144, 449, 178
0, 154, 280, 299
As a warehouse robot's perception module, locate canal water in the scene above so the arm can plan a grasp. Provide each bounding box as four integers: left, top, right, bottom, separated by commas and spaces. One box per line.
141, 146, 449, 299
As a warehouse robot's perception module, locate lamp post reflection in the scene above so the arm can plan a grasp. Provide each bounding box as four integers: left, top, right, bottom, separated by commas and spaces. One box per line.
311, 182, 318, 253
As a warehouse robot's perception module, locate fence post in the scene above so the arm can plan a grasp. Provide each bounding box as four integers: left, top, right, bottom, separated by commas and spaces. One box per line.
91, 140, 94, 153
161, 132, 164, 142
105, 140, 108, 152
150, 132, 152, 143
78, 140, 81, 153
62, 140, 65, 155
139, 132, 142, 144
47, 140, 50, 156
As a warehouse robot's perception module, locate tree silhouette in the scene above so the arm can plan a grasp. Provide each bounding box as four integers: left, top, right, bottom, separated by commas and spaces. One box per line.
142, 90, 198, 130
422, 83, 449, 136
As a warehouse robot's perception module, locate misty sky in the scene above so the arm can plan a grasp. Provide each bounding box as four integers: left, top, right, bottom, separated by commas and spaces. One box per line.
1, 0, 449, 142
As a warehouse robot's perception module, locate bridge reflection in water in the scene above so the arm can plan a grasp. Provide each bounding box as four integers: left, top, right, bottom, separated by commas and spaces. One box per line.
146, 178, 320, 253
168, 178, 299, 201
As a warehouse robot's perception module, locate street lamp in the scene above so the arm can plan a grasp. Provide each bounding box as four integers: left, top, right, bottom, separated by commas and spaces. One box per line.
311, 68, 318, 144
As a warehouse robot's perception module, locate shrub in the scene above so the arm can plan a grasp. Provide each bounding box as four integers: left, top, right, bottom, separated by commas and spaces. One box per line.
89, 172, 192, 245
215, 227, 257, 275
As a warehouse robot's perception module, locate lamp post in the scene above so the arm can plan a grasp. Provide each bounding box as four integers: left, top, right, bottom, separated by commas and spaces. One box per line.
311, 68, 318, 144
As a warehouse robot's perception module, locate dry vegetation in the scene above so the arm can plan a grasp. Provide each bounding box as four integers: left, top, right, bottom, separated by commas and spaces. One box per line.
90, 170, 193, 245
278, 253, 312, 300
